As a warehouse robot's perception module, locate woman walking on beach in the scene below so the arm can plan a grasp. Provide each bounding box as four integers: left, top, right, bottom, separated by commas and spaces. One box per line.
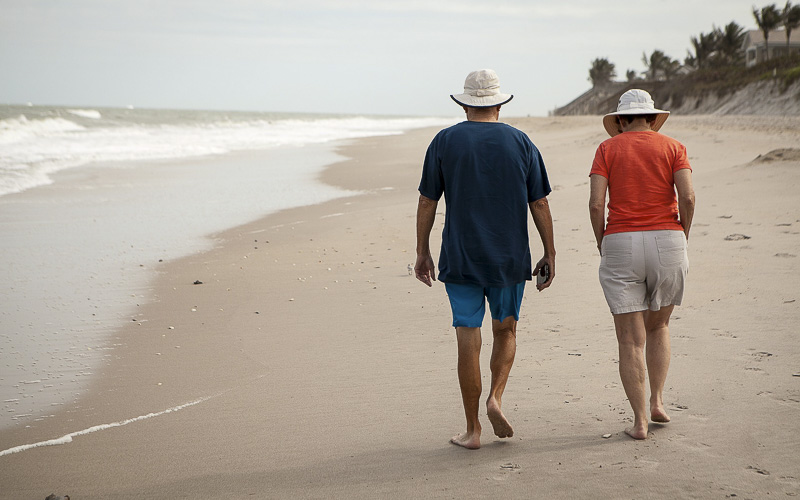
589, 89, 695, 439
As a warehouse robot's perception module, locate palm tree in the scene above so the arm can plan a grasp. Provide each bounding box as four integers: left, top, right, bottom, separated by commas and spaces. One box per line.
753, 4, 783, 60
588, 58, 617, 87
642, 50, 679, 80
690, 30, 719, 68
626, 69, 639, 82
716, 22, 746, 65
664, 58, 682, 80
642, 50, 665, 79
684, 51, 697, 69
783, 1, 800, 48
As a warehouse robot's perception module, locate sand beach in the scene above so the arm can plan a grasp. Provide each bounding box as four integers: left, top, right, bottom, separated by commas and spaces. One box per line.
1, 115, 799, 499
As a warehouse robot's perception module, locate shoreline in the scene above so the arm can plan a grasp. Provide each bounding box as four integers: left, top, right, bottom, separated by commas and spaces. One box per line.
0, 124, 445, 440
0, 142, 361, 430
1, 117, 799, 498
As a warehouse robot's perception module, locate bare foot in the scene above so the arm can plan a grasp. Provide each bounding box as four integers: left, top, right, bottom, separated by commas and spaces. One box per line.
624, 423, 648, 440
651, 405, 671, 423
450, 432, 481, 450
487, 398, 514, 438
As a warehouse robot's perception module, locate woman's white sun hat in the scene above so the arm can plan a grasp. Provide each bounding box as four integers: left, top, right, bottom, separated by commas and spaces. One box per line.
603, 89, 670, 137
451, 69, 513, 108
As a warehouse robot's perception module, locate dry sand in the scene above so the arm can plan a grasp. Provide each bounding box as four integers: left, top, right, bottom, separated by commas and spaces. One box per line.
1, 115, 799, 499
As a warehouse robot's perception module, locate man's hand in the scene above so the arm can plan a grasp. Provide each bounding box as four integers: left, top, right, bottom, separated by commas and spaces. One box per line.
529, 196, 556, 292
533, 255, 555, 291
415, 254, 436, 287
415, 194, 438, 287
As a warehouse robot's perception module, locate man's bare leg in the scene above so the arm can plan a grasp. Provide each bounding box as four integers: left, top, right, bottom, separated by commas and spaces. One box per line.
614, 311, 649, 439
452, 327, 482, 449
487, 317, 517, 438
644, 306, 674, 423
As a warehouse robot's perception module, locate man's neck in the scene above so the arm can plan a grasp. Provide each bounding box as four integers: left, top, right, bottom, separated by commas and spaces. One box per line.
464, 106, 500, 122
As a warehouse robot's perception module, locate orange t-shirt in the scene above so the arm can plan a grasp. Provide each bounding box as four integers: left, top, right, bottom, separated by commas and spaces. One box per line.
590, 131, 691, 235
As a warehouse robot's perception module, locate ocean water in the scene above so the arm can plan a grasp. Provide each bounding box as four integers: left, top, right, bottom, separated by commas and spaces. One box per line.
0, 105, 455, 431
0, 105, 452, 197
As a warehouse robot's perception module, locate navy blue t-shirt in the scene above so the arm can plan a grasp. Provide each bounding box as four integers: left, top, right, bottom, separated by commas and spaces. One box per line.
418, 121, 551, 287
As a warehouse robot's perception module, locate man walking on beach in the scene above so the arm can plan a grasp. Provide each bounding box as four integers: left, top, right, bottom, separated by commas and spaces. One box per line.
589, 89, 695, 439
415, 69, 556, 450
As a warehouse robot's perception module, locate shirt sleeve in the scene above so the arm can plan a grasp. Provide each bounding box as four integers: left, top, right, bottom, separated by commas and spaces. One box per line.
590, 143, 609, 178
672, 142, 692, 173
418, 134, 444, 201
526, 143, 551, 202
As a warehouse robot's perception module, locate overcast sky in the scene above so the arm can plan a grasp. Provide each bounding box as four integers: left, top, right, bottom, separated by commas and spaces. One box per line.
0, 0, 758, 117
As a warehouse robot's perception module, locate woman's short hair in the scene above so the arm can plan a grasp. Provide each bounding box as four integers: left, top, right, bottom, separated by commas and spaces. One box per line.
618, 114, 658, 124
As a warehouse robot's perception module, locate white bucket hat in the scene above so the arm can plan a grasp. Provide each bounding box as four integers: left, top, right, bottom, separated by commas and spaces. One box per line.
451, 69, 513, 108
603, 89, 669, 137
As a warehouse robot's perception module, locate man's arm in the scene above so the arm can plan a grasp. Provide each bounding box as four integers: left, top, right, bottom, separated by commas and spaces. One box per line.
589, 174, 608, 254
674, 168, 695, 240
529, 196, 556, 291
415, 194, 438, 287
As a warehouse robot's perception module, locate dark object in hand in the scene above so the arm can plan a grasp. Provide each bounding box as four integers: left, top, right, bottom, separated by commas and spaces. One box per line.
537, 264, 550, 285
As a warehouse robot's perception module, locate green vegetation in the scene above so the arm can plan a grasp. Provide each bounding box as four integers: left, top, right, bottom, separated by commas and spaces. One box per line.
784, 2, 800, 48
687, 22, 746, 68
667, 54, 800, 96
754, 4, 783, 59
642, 50, 681, 80
586, 3, 800, 105
588, 58, 617, 87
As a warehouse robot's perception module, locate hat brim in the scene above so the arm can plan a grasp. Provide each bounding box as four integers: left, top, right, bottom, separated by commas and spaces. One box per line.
451, 93, 513, 108
602, 110, 670, 137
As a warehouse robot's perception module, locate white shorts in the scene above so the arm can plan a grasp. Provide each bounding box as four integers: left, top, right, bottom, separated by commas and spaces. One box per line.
599, 230, 688, 315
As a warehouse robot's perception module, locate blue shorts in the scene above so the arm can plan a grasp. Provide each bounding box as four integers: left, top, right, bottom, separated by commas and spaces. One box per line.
444, 282, 526, 328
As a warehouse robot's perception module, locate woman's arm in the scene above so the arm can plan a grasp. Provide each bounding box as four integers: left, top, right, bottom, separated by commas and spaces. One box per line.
589, 174, 608, 253
674, 169, 695, 240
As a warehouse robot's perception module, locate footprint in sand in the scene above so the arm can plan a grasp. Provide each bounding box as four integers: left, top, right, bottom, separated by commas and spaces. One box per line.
491, 463, 521, 481
724, 233, 751, 241
747, 465, 770, 476
667, 433, 687, 442
757, 390, 800, 407
688, 441, 713, 451
616, 458, 660, 470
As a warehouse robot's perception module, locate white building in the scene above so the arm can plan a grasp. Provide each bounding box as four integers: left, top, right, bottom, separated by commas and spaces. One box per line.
743, 29, 800, 66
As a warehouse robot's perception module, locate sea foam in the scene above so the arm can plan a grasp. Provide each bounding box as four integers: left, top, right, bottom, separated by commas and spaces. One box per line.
0, 397, 210, 457
0, 107, 454, 197
67, 109, 102, 119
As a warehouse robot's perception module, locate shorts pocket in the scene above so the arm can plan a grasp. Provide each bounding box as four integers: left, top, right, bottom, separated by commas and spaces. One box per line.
601, 234, 632, 268
656, 234, 686, 266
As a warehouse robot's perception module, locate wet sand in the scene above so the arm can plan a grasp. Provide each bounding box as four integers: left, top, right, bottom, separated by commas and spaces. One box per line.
1, 116, 799, 499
